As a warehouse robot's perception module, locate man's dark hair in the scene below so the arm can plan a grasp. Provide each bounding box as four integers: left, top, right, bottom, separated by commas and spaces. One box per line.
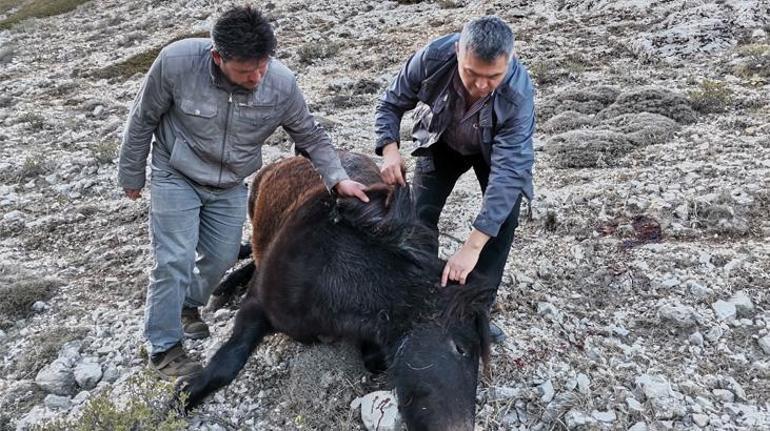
212, 6, 276, 61
459, 16, 514, 62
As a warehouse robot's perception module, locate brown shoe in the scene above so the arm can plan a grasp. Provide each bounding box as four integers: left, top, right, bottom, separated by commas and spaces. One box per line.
181, 306, 210, 339
149, 342, 202, 380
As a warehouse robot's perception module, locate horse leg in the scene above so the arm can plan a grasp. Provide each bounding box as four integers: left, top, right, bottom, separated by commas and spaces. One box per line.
209, 261, 256, 309
182, 298, 272, 409
360, 340, 388, 374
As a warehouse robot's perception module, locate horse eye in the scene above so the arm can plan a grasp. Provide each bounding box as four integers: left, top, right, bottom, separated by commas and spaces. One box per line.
452, 340, 467, 357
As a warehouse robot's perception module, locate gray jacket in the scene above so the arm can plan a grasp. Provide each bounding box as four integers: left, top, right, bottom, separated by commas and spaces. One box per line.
374, 34, 535, 237
118, 38, 348, 191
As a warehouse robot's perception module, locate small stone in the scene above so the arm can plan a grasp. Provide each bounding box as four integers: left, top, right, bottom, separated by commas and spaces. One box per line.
44, 394, 72, 410
32, 301, 48, 312
576, 373, 590, 394
712, 300, 736, 321
539, 380, 555, 403
74, 362, 102, 390
712, 389, 734, 403
36, 359, 76, 396
692, 414, 709, 427
72, 391, 90, 404
689, 281, 711, 300
213, 308, 232, 322
689, 332, 704, 346
658, 303, 698, 327
729, 291, 754, 317
102, 365, 120, 383
704, 326, 723, 343
352, 391, 401, 431
635, 374, 672, 400
626, 397, 645, 412
755, 336, 770, 355
592, 410, 616, 422
537, 302, 558, 318
0, 329, 6, 340
564, 409, 597, 429
628, 422, 648, 431
2, 209, 25, 223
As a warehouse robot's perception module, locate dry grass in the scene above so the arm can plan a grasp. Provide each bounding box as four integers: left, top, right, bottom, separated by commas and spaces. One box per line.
0, 0, 91, 30
92, 31, 209, 81
0, 266, 61, 329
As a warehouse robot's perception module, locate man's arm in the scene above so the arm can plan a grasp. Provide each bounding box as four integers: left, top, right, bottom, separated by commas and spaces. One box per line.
117, 52, 174, 193
282, 79, 348, 190
472, 92, 535, 238
442, 86, 535, 286
373, 46, 431, 156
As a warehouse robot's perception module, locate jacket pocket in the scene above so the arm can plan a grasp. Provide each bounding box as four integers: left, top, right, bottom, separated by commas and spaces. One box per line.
179, 99, 218, 118
236, 103, 275, 125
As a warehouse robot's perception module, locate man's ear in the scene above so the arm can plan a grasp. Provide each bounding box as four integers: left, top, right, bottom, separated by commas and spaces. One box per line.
211, 49, 223, 66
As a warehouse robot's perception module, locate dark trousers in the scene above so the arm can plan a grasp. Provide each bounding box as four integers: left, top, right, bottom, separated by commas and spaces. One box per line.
412, 143, 522, 302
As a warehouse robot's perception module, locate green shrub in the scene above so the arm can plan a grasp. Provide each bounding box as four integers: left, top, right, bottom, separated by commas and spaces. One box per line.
0, 269, 60, 329
688, 80, 733, 114
297, 41, 340, 64
0, 0, 91, 30
91, 140, 119, 165
38, 371, 187, 431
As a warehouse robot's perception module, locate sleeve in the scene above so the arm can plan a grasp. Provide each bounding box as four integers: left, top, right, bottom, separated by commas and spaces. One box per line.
117, 51, 174, 190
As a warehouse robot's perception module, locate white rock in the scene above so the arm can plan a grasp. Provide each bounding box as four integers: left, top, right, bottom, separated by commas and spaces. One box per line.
74, 361, 102, 390
689, 332, 704, 346
689, 282, 711, 300
758, 335, 770, 355
564, 409, 597, 429
351, 391, 401, 431
628, 422, 648, 431
2, 209, 25, 222
537, 302, 558, 318
712, 300, 736, 321
213, 308, 232, 322
44, 394, 72, 410
729, 291, 754, 317
15, 405, 56, 431
576, 373, 590, 395
658, 303, 699, 327
626, 397, 645, 412
592, 410, 616, 422
692, 413, 709, 427
0, 329, 6, 340
31, 301, 48, 312
539, 380, 555, 403
488, 386, 522, 401
102, 365, 120, 383
712, 389, 734, 403
35, 359, 76, 396
73, 391, 90, 404
635, 374, 672, 400
705, 326, 723, 343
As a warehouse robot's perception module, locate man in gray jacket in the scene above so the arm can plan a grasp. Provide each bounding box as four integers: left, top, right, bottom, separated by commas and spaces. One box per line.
118, 6, 368, 379
374, 16, 535, 342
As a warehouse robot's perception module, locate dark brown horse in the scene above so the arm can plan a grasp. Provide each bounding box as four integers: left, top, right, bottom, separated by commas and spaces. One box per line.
184, 152, 493, 430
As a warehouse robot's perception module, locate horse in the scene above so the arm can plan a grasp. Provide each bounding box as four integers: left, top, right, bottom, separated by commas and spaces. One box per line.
183, 152, 494, 430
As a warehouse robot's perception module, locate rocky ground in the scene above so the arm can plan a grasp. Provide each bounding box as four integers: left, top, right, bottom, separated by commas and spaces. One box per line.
1, 0, 769, 430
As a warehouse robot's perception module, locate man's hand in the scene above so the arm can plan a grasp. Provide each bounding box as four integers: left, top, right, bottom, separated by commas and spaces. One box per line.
334, 179, 370, 203
380, 142, 406, 186
441, 229, 490, 286
124, 188, 142, 200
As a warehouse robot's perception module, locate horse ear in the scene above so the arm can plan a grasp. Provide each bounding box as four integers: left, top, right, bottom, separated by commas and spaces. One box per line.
475, 311, 491, 379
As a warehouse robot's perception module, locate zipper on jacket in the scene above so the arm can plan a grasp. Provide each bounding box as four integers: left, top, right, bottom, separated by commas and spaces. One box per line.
217, 92, 233, 187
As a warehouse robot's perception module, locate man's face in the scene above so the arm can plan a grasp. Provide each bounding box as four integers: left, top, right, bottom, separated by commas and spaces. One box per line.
456, 42, 510, 100
212, 50, 270, 90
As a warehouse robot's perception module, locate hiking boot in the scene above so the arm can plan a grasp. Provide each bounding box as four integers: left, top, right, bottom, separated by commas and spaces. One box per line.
489, 322, 507, 344
182, 306, 210, 339
149, 342, 202, 380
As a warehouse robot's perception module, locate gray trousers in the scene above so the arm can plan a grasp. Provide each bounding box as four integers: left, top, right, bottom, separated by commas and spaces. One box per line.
145, 168, 247, 354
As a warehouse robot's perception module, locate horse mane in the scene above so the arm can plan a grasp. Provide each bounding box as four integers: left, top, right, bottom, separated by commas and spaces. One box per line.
334, 182, 416, 246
